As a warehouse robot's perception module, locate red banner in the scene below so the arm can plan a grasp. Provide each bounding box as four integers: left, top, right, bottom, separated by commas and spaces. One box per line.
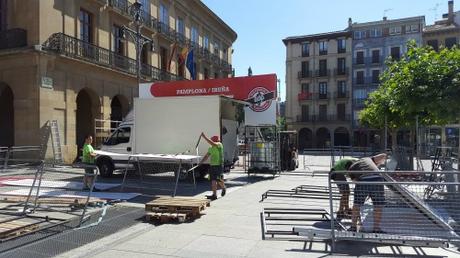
148, 74, 277, 112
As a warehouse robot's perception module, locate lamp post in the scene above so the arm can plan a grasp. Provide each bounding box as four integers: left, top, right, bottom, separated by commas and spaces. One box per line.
122, 1, 154, 85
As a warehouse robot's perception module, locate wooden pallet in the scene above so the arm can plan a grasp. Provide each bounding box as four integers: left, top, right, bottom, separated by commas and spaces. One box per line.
0, 196, 105, 207
0, 219, 40, 239
145, 196, 210, 223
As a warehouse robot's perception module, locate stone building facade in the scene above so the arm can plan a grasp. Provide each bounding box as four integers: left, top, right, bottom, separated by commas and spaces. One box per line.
283, 31, 353, 149
0, 0, 236, 163
349, 16, 425, 147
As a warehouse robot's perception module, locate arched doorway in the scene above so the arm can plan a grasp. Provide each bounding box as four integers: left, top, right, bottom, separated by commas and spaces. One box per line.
110, 95, 129, 129
0, 84, 14, 147
334, 127, 350, 146
298, 128, 313, 150
76, 88, 100, 154
316, 127, 331, 148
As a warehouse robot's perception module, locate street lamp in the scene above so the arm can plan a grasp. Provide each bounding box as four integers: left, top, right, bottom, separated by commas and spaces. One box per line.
122, 1, 154, 85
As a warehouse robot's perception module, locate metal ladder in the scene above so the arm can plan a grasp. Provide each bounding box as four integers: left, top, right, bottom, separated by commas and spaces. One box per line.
49, 120, 63, 165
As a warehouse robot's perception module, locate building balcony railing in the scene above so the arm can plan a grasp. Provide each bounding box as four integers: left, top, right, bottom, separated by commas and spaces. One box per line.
298, 92, 313, 101
296, 114, 351, 123
107, 0, 230, 73
0, 28, 27, 50
334, 91, 350, 99
42, 33, 184, 81
353, 56, 383, 66
298, 70, 312, 79
315, 69, 330, 77
334, 68, 349, 76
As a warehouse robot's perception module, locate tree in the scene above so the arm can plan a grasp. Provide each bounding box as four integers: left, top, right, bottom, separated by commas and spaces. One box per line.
360, 41, 460, 149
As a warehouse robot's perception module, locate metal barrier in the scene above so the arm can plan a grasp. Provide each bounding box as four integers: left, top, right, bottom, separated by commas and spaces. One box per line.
245, 126, 280, 175
0, 146, 107, 241
301, 147, 381, 170
313, 170, 460, 250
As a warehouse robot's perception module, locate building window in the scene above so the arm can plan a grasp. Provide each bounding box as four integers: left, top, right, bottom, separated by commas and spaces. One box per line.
159, 4, 169, 26
319, 41, 328, 55
191, 26, 198, 44
203, 35, 209, 50
371, 49, 380, 63
319, 60, 327, 76
301, 105, 309, 121
356, 51, 364, 64
337, 104, 346, 120
112, 25, 125, 55
391, 46, 400, 60
337, 58, 346, 75
369, 28, 382, 38
354, 31, 366, 39
337, 81, 346, 97
301, 42, 310, 57
0, 0, 6, 31
141, 44, 149, 64
222, 47, 228, 62
160, 46, 167, 71
319, 105, 327, 120
301, 83, 310, 93
445, 37, 457, 49
79, 9, 92, 43
337, 39, 346, 53
176, 17, 185, 36
356, 71, 364, 85
389, 26, 402, 35
319, 82, 327, 99
213, 41, 219, 56
371, 70, 380, 84
405, 24, 418, 33
204, 68, 209, 79
301, 61, 309, 77
139, 0, 150, 15
427, 39, 439, 51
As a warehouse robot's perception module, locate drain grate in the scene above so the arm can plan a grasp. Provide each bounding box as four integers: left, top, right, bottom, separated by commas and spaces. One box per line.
0, 206, 144, 258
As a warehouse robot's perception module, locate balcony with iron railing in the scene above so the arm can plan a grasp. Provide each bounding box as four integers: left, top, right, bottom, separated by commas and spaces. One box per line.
334, 91, 350, 99
42, 33, 184, 81
353, 56, 384, 66
297, 91, 313, 101
107, 0, 230, 72
298, 70, 313, 79
0, 28, 27, 50
334, 68, 349, 76
315, 69, 330, 77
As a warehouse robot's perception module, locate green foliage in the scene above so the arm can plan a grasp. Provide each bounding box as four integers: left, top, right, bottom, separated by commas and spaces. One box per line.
360, 41, 460, 129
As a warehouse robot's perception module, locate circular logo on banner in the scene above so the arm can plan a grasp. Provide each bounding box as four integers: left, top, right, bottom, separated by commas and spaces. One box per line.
247, 87, 272, 112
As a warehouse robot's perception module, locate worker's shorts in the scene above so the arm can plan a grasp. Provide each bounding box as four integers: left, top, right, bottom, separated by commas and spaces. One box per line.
210, 165, 224, 181
331, 172, 349, 193
353, 176, 385, 206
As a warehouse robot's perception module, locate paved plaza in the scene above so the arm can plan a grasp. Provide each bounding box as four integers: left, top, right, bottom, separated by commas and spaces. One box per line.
46, 156, 459, 258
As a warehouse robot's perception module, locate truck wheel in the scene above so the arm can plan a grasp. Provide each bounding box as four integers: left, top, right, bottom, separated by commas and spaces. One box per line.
97, 159, 114, 178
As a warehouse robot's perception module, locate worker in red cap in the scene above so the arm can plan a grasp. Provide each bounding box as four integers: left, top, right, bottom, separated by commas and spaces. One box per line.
198, 132, 226, 200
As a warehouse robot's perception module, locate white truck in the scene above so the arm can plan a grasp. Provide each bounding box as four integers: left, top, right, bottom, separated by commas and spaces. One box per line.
96, 95, 245, 178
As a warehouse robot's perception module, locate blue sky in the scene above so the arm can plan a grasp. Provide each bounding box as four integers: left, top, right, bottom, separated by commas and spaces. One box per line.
202, 0, 450, 101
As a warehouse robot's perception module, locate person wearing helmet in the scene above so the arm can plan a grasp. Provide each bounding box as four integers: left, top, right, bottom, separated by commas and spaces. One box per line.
198, 132, 226, 200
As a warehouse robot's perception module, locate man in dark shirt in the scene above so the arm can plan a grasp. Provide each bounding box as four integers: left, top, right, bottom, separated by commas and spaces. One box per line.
349, 153, 387, 233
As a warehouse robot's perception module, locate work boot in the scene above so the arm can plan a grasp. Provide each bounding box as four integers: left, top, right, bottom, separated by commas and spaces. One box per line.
221, 188, 226, 197
206, 194, 217, 200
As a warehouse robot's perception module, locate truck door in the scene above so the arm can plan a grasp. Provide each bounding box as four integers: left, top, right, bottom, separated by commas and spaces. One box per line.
102, 126, 132, 154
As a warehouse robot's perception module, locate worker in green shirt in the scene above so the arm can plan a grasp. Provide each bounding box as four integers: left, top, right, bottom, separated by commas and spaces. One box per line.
330, 157, 358, 219
198, 132, 226, 200
82, 134, 100, 192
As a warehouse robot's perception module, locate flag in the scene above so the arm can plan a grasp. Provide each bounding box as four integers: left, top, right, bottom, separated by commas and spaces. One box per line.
167, 42, 177, 72
178, 46, 189, 65
186, 49, 195, 80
